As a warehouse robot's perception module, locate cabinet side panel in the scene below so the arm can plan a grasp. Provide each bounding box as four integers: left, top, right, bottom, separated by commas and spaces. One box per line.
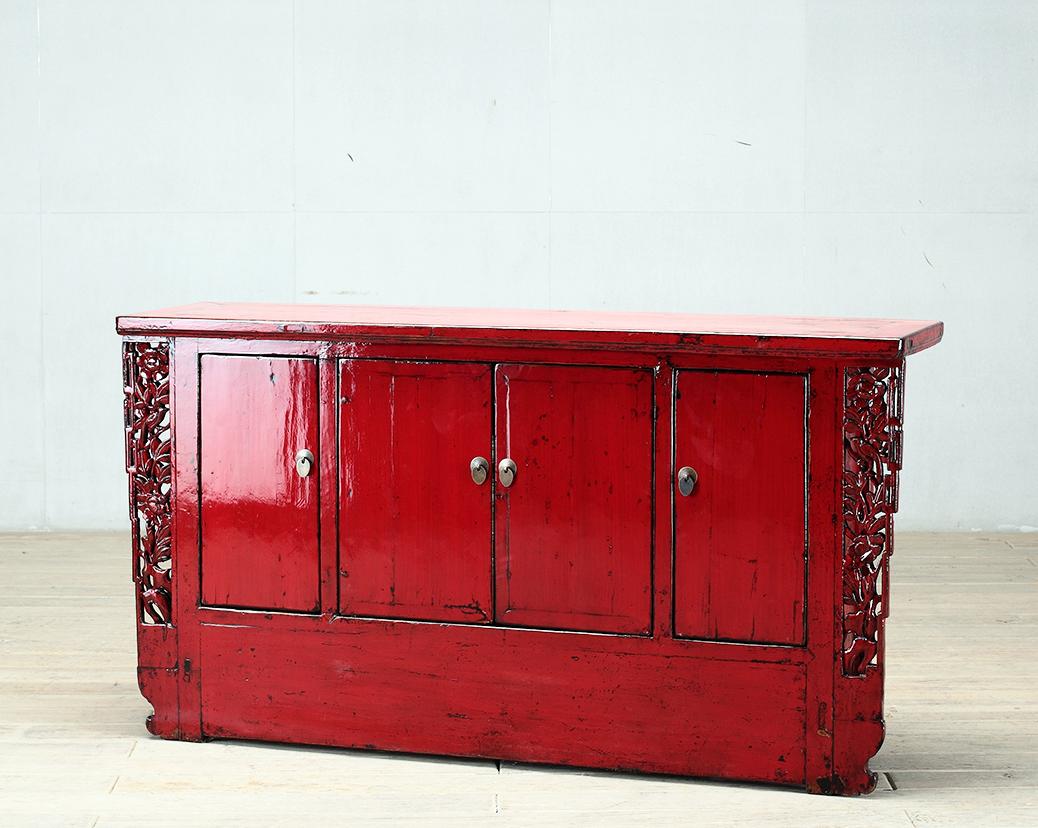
827, 361, 904, 794
123, 339, 180, 738
200, 355, 320, 612
674, 370, 807, 645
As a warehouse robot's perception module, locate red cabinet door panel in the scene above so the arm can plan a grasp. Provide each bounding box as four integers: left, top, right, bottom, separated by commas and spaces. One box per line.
339, 360, 493, 623
200, 355, 320, 612
494, 364, 653, 634
674, 370, 807, 644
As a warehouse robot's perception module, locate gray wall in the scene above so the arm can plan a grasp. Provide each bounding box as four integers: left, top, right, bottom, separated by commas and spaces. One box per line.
1, 1, 1036, 531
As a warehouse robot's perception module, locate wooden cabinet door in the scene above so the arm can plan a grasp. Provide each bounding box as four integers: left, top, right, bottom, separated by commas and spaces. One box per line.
200, 355, 320, 612
339, 360, 493, 623
494, 364, 653, 634
674, 370, 807, 644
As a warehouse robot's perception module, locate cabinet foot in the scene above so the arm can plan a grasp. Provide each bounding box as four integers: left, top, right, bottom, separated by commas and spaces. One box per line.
138, 665, 179, 739
822, 666, 885, 795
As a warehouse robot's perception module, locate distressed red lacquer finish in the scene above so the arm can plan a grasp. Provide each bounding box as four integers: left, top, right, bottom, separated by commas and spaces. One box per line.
116, 303, 943, 795
339, 360, 493, 623
674, 370, 807, 644
200, 621, 807, 784
494, 364, 653, 634
200, 355, 320, 612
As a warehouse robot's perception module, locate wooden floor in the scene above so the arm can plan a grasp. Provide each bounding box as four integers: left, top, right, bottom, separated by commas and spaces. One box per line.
1, 532, 1036, 827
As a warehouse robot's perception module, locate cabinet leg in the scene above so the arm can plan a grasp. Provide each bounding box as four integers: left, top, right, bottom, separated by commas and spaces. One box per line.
138, 665, 179, 738
820, 666, 885, 795
135, 624, 199, 741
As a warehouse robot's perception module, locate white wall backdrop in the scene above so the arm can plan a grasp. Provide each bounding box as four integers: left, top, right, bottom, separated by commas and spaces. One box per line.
1, 0, 1036, 531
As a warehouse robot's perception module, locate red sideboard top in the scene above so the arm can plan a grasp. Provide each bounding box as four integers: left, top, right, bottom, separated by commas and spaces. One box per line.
116, 302, 943, 359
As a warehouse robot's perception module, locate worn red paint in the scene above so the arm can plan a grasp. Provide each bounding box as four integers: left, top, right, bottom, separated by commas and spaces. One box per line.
200, 354, 320, 612
674, 370, 807, 645
339, 359, 493, 623
494, 363, 653, 634
118, 303, 943, 795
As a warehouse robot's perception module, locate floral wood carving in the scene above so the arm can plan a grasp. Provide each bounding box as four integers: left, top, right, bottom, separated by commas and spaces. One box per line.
842, 365, 904, 677
124, 341, 173, 625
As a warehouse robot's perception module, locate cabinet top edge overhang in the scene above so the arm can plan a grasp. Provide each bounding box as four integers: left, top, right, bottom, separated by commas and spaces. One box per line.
116, 302, 944, 359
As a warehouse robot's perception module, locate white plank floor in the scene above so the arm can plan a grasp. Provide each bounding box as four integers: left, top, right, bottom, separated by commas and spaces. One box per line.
1, 532, 1036, 827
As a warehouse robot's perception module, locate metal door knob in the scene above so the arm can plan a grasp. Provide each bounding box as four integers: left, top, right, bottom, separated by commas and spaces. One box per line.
677, 466, 698, 497
470, 456, 489, 485
295, 449, 315, 478
498, 458, 517, 488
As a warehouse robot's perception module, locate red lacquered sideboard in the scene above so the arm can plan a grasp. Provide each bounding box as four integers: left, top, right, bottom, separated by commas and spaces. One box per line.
117, 303, 943, 795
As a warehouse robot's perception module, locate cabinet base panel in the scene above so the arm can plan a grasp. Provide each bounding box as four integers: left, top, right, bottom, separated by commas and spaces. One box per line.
194, 621, 808, 788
